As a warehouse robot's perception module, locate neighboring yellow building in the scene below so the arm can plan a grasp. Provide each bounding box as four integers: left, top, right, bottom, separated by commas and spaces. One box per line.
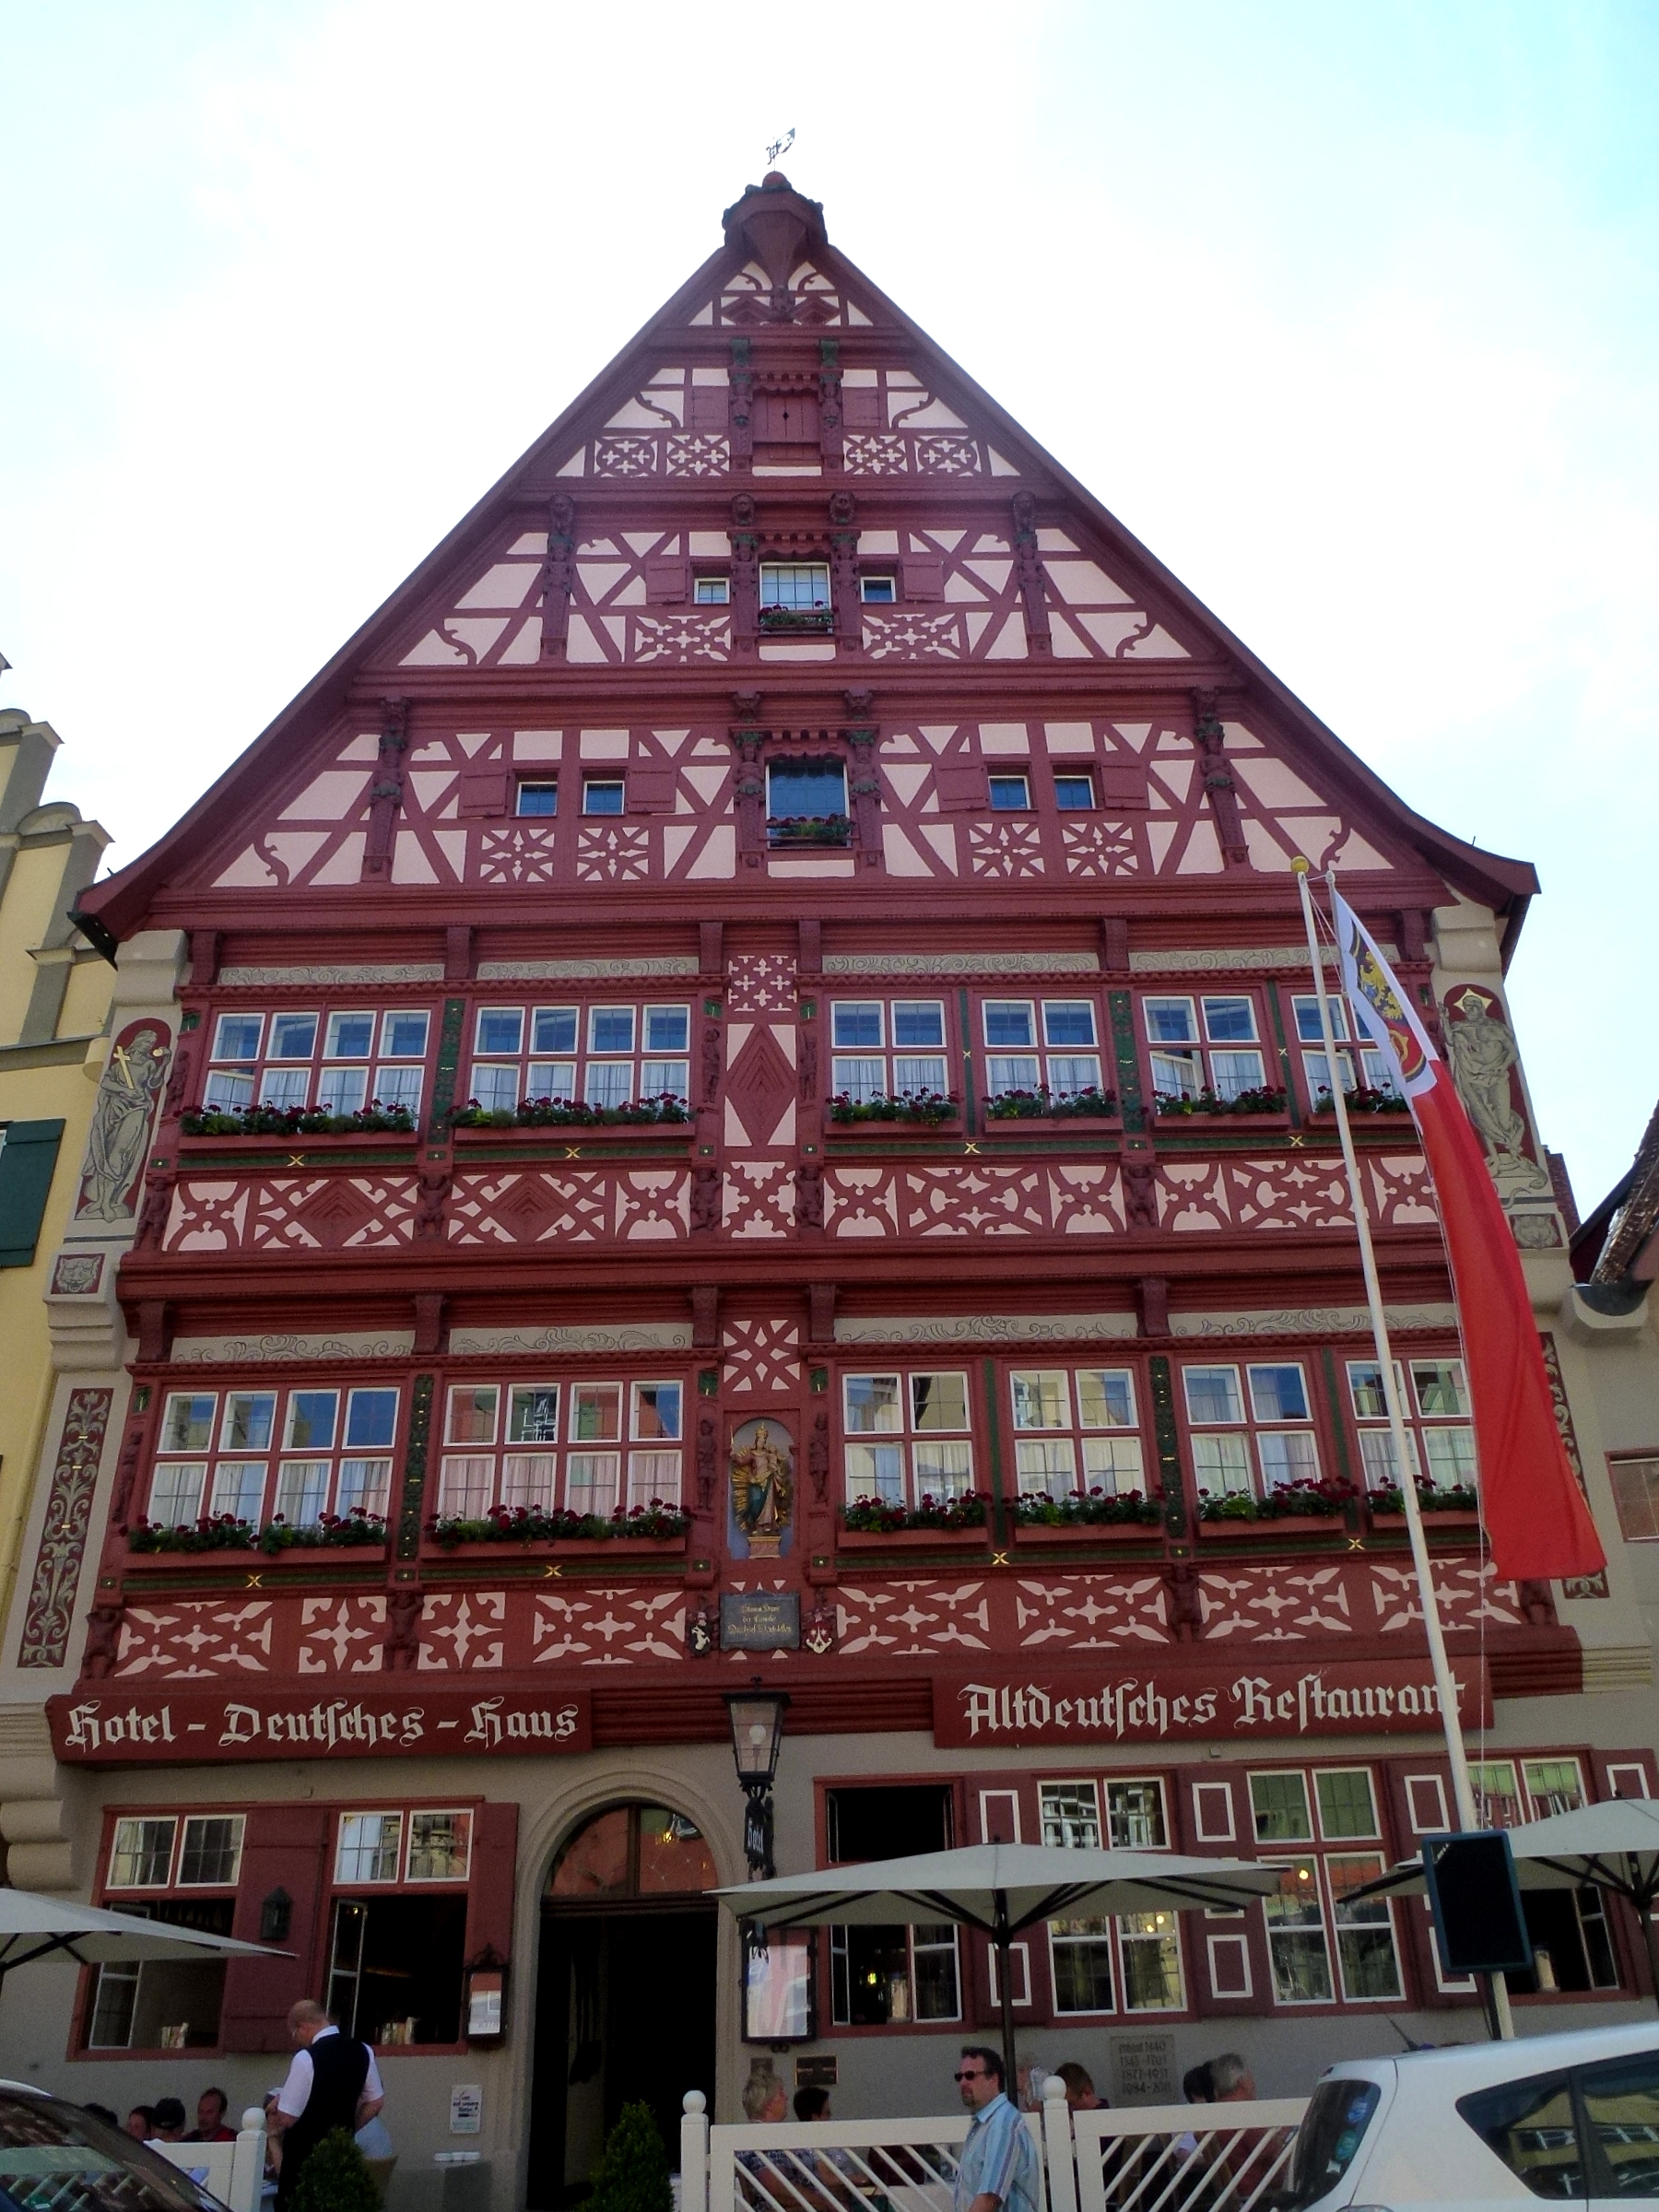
0, 710, 115, 1628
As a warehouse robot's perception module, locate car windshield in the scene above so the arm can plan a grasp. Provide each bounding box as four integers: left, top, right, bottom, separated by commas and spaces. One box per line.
0, 2094, 225, 2212
1279, 2077, 1382, 2208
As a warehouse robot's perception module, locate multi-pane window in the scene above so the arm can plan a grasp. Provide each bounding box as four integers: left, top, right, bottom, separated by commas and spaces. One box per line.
1039, 1781, 1182, 2013
1182, 1362, 1320, 1498
435, 1377, 684, 1520
516, 782, 558, 817
767, 758, 847, 820
829, 1000, 948, 1102
1250, 1770, 1401, 2004
148, 1384, 398, 1529
841, 1371, 973, 1505
1469, 1757, 1587, 1829
830, 1924, 959, 2026
1610, 1454, 1659, 1542
466, 1002, 691, 1112
1143, 994, 1268, 1103
202, 1007, 431, 1115
759, 561, 830, 609
1009, 1368, 1146, 1500
1347, 1357, 1475, 1492
988, 773, 1031, 810
582, 779, 625, 815
982, 999, 1103, 1101
1464, 1760, 1618, 1994
106, 1814, 245, 1890
1291, 994, 1395, 1102
335, 1809, 473, 1885
1053, 774, 1095, 810
694, 575, 730, 605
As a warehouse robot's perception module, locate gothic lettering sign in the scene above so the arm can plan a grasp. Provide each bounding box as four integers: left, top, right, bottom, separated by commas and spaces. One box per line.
48, 1686, 591, 1764
720, 1593, 801, 1651
931, 1658, 1489, 1748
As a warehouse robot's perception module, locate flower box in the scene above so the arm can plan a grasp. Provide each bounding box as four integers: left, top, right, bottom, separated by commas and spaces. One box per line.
422, 1535, 688, 1563
758, 606, 835, 635
1196, 1515, 1343, 1539
1152, 1113, 1292, 1136
1370, 1508, 1481, 1531
1013, 1519, 1164, 1546
176, 1131, 418, 1156
449, 1121, 693, 1150
837, 1525, 990, 1552
977, 1115, 1121, 1140
124, 1545, 387, 1571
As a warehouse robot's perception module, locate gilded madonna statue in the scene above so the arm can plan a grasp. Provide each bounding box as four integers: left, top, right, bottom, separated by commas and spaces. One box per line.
730, 1423, 793, 1559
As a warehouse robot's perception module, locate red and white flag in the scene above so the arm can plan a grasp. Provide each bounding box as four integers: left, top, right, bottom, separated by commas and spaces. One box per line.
1331, 888, 1604, 1581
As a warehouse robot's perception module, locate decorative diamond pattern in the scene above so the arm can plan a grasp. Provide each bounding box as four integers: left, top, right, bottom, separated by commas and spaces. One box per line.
722, 1318, 801, 1394
726, 954, 798, 1016
114, 1601, 276, 1678
576, 825, 652, 882
297, 1595, 386, 1675
969, 820, 1045, 878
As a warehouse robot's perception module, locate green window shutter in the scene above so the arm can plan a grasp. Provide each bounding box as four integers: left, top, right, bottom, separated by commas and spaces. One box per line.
0, 1119, 66, 1268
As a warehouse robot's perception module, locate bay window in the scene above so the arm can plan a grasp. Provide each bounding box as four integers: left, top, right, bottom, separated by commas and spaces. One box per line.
1182, 1361, 1320, 1498
467, 1002, 691, 1113
830, 1000, 949, 1103
148, 1383, 398, 1529
201, 1006, 430, 1117
981, 998, 1104, 1103
1292, 993, 1396, 1103
1347, 1356, 1475, 1493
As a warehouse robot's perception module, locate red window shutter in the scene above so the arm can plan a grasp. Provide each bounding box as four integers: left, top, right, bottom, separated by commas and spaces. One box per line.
688, 387, 729, 432
457, 769, 511, 818
644, 559, 689, 606
1098, 761, 1150, 811
901, 559, 945, 601
934, 763, 988, 811
464, 1802, 519, 1971
628, 767, 678, 814
754, 394, 818, 443
221, 1806, 332, 2052
1173, 1765, 1272, 2017
841, 388, 881, 429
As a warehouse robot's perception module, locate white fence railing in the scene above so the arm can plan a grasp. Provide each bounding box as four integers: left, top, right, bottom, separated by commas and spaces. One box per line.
682, 2083, 1308, 2212
148, 2111, 267, 2212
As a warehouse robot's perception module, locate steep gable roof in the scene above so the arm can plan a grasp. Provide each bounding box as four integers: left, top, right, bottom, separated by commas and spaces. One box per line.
76, 174, 1537, 950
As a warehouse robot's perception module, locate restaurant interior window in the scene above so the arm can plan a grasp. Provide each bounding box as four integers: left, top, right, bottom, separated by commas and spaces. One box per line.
826, 1785, 959, 2027
88, 1812, 244, 2050
327, 1807, 474, 2046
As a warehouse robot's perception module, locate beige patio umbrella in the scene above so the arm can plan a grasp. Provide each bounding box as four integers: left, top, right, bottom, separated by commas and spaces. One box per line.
718, 1840, 1282, 2093
0, 1888, 287, 1999
1347, 1799, 1659, 2011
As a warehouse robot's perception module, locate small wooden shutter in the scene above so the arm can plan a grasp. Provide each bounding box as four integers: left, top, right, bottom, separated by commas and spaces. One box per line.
934, 763, 988, 811
688, 387, 729, 432
463, 1801, 519, 1971
1098, 761, 1150, 811
1174, 1765, 1272, 2017
0, 1119, 65, 1269
221, 1806, 332, 2052
628, 767, 677, 814
900, 559, 945, 601
644, 559, 689, 605
456, 770, 511, 818
841, 388, 881, 429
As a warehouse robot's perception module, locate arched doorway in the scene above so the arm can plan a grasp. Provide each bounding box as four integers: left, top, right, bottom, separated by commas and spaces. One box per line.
527, 1803, 720, 2207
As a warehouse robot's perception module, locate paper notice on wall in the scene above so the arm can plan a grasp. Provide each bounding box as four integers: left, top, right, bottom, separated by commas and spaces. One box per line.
450, 2086, 483, 2136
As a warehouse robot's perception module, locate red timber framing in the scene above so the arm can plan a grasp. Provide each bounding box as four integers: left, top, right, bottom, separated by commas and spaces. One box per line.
55, 173, 1602, 2032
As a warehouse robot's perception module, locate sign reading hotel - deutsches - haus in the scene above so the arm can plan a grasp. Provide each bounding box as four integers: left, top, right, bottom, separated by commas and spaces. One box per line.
48, 1686, 592, 1763
931, 1658, 1490, 1748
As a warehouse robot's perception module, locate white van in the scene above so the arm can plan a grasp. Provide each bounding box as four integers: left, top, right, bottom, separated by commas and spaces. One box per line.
1279, 2020, 1659, 2209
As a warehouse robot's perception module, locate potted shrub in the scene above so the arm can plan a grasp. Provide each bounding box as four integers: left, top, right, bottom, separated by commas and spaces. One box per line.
829, 1089, 959, 1126
984, 1086, 1119, 1122
1195, 1477, 1356, 1537
1368, 1480, 1480, 1526
1155, 1087, 1288, 1120
768, 813, 853, 847
1012, 1488, 1164, 1543
839, 1492, 990, 1549
425, 1502, 690, 1554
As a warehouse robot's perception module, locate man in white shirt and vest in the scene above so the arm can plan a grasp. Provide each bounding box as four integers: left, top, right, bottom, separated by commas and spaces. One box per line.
268, 1998, 385, 2206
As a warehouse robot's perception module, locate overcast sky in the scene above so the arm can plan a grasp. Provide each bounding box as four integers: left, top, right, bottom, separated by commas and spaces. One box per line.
2, 2, 1653, 1204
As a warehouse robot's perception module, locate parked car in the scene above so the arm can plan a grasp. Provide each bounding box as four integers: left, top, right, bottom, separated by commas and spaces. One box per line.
1279, 2019, 1659, 2208
0, 2082, 228, 2212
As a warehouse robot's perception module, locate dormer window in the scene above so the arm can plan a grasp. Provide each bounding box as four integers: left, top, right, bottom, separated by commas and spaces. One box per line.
694, 576, 730, 606
859, 574, 897, 605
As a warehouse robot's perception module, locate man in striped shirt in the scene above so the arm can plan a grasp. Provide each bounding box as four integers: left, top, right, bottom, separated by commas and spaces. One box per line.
952, 2048, 1041, 2212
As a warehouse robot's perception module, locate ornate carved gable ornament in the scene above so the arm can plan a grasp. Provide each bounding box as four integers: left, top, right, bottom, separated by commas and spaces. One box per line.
722, 174, 830, 321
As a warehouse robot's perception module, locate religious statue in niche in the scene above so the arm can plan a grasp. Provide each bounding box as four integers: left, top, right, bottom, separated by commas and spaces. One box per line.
730, 1420, 794, 1559
75, 1020, 171, 1222
1441, 985, 1549, 1200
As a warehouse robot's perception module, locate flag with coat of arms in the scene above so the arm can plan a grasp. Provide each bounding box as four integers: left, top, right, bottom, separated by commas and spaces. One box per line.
1331, 888, 1604, 1582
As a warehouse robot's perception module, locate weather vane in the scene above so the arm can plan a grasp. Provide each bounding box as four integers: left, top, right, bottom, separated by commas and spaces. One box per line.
765, 127, 794, 168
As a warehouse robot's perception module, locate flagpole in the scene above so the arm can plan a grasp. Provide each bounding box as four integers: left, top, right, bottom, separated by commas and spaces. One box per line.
1292, 861, 1512, 2037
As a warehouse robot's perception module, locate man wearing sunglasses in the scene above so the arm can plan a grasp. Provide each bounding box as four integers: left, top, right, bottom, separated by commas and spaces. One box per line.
952, 2048, 1040, 2212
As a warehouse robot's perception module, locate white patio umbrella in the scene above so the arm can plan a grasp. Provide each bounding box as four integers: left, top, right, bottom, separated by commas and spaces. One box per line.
717, 1841, 1282, 2092
0, 1888, 287, 1998
1347, 1800, 1659, 2010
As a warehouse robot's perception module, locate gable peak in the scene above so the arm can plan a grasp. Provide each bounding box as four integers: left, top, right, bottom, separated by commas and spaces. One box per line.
721, 172, 829, 296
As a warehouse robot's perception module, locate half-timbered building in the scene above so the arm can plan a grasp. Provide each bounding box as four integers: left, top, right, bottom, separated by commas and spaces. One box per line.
2, 173, 1656, 2204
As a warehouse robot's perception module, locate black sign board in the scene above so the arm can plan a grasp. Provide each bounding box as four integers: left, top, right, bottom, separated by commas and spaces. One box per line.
1423, 1831, 1535, 1975
720, 1593, 801, 1652
795, 2056, 838, 2089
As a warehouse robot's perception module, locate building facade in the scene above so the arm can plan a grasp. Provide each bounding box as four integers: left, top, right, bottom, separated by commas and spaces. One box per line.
3, 177, 1657, 2205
